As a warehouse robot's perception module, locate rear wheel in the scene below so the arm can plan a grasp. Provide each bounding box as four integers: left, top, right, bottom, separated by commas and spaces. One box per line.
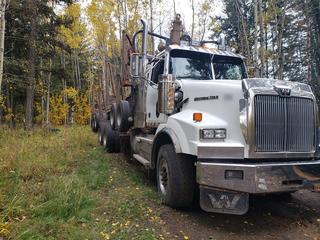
116, 100, 131, 132
98, 126, 104, 146
104, 120, 120, 153
91, 113, 99, 132
110, 103, 117, 130
156, 144, 196, 208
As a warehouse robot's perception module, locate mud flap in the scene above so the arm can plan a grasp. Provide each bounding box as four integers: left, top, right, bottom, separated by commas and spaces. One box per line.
200, 186, 249, 215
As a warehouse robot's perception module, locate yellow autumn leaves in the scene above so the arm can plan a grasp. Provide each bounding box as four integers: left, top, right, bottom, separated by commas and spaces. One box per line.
49, 88, 91, 125
58, 4, 86, 50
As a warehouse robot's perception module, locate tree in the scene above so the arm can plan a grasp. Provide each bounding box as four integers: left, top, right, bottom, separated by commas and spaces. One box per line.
190, 0, 195, 40
59, 3, 87, 90
0, 0, 7, 95
215, 0, 319, 97
25, 0, 36, 129
4, 0, 76, 127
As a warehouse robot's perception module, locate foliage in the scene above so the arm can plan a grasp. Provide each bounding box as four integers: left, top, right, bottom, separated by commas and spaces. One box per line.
74, 94, 91, 125
49, 87, 91, 126
215, 0, 320, 92
2, 0, 94, 126
1, 0, 319, 125
59, 3, 87, 50
0, 126, 164, 239
49, 94, 69, 125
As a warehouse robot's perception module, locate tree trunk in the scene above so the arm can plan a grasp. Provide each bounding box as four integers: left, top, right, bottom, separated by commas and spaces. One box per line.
102, 55, 106, 108
76, 53, 81, 89
191, 0, 195, 40
40, 57, 44, 124
306, 6, 311, 82
272, 24, 276, 78
46, 58, 52, 126
0, 0, 6, 95
277, 13, 285, 80
0, 0, 6, 124
310, 0, 320, 82
254, 0, 259, 77
235, 0, 251, 68
150, 0, 154, 54
258, 0, 265, 77
26, 0, 36, 129
265, 19, 268, 77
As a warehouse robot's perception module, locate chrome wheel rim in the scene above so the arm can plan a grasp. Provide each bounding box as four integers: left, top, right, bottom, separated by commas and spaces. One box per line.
98, 132, 102, 143
158, 157, 169, 196
103, 135, 107, 147
110, 113, 115, 128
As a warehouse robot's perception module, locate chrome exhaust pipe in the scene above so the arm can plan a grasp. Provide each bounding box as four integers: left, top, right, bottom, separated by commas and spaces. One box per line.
140, 19, 148, 74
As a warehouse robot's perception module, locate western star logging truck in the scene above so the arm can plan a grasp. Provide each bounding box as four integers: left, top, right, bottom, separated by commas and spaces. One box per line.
91, 15, 320, 215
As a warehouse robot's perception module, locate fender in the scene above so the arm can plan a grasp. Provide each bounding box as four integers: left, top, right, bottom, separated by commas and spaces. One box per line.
150, 127, 182, 169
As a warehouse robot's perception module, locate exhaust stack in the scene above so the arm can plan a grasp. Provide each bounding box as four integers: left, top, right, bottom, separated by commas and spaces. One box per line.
170, 14, 183, 45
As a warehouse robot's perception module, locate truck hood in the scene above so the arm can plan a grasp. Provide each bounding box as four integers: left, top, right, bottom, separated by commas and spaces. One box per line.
176, 79, 245, 144
242, 78, 314, 97
163, 78, 316, 158
178, 79, 243, 110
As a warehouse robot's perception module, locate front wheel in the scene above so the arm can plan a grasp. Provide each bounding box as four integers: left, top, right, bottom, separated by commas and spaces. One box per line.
156, 144, 196, 208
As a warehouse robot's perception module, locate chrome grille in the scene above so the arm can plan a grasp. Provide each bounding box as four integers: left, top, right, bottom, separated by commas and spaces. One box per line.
254, 95, 315, 152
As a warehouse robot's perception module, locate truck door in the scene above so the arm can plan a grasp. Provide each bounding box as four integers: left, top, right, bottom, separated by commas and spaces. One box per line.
146, 60, 168, 126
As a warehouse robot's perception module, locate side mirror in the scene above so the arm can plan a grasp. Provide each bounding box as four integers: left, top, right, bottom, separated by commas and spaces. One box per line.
158, 74, 175, 115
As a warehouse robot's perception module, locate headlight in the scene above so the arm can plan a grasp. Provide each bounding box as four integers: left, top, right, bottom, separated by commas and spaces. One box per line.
201, 129, 226, 139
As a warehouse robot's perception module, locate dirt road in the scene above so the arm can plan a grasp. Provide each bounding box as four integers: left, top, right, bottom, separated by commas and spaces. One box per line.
157, 189, 320, 240
122, 154, 320, 240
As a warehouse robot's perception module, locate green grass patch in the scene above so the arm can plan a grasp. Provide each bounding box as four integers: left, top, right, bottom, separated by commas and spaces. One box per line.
0, 126, 164, 239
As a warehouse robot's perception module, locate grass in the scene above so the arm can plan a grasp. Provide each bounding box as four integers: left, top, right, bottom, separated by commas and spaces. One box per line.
0, 126, 165, 239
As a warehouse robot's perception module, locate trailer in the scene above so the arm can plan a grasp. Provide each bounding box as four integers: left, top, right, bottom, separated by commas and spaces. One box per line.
92, 15, 320, 215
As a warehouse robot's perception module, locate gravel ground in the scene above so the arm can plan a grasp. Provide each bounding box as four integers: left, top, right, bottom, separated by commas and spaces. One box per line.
157, 189, 320, 240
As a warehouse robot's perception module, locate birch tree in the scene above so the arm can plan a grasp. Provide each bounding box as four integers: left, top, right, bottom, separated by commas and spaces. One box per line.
0, 0, 7, 95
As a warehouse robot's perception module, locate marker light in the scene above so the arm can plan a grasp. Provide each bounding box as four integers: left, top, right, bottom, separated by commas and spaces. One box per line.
193, 113, 202, 122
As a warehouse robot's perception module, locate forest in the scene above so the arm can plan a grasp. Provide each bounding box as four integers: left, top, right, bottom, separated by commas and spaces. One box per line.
0, 0, 319, 127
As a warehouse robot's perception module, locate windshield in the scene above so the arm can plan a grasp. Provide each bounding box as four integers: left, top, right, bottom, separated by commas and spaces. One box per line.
170, 50, 213, 80
213, 56, 247, 80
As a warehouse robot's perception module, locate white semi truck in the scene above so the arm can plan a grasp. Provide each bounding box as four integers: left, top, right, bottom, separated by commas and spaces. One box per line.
92, 15, 320, 215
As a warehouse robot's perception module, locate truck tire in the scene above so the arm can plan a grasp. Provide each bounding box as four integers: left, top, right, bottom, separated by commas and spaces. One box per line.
116, 100, 131, 132
110, 103, 117, 130
98, 126, 104, 146
156, 144, 196, 208
104, 120, 120, 153
91, 113, 99, 132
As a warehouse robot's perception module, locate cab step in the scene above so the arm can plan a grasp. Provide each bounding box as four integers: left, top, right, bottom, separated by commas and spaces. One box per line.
133, 154, 150, 168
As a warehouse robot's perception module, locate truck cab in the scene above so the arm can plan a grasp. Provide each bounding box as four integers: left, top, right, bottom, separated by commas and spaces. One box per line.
104, 15, 320, 215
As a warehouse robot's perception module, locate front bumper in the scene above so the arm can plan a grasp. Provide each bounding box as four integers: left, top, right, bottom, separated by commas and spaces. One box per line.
197, 160, 320, 193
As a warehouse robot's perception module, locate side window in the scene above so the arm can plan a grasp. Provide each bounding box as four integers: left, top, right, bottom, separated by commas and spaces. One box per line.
151, 61, 164, 84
